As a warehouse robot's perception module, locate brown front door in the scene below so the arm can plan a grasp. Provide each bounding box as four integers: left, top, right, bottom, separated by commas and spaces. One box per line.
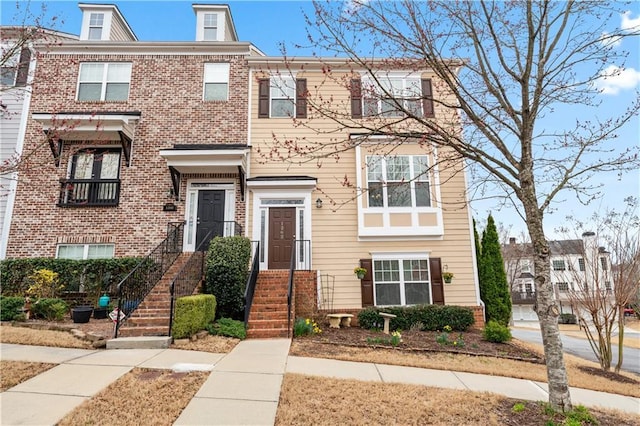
268, 207, 295, 269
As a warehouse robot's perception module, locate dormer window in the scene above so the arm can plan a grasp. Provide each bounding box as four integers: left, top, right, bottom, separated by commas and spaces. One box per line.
203, 13, 218, 41
88, 13, 104, 40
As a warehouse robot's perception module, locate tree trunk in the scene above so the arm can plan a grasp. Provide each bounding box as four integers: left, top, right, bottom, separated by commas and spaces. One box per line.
615, 306, 624, 374
522, 191, 572, 411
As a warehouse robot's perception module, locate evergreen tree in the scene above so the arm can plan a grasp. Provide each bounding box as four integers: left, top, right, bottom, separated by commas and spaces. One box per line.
479, 215, 512, 326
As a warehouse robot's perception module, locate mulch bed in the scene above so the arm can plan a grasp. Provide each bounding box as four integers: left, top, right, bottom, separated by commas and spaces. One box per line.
294, 326, 544, 363
577, 365, 639, 385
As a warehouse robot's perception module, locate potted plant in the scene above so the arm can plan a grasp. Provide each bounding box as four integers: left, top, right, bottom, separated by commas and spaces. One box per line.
354, 267, 367, 280
442, 272, 454, 283
93, 293, 111, 319
71, 305, 93, 323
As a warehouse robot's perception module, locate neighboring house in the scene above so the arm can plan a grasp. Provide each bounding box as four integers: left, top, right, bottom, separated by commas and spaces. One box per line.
5, 3, 483, 336
503, 232, 614, 321
0, 27, 77, 259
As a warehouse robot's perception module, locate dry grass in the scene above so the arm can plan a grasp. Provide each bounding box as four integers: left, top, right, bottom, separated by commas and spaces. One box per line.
0, 323, 93, 349
172, 334, 239, 353
58, 368, 208, 426
0, 361, 56, 391
290, 338, 640, 398
275, 374, 639, 426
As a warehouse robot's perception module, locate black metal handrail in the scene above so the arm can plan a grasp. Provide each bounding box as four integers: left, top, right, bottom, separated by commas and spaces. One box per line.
243, 242, 260, 328
114, 222, 184, 338
168, 229, 214, 337
58, 178, 120, 207
286, 238, 297, 338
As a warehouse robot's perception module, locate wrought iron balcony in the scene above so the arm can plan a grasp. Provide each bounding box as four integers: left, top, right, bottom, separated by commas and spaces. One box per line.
58, 179, 120, 207
511, 291, 536, 304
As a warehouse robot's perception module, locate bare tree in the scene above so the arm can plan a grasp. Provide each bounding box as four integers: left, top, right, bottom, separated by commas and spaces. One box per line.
268, 1, 640, 411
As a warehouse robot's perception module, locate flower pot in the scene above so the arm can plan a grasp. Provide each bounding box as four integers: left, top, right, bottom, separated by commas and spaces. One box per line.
71, 306, 93, 323
356, 272, 366, 279
444, 277, 452, 284
93, 307, 109, 319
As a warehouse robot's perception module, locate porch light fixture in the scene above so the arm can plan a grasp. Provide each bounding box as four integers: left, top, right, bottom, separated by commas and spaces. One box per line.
316, 198, 323, 208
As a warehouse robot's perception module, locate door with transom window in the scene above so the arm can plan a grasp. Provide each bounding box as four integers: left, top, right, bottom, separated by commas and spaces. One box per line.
196, 190, 225, 249
268, 207, 295, 269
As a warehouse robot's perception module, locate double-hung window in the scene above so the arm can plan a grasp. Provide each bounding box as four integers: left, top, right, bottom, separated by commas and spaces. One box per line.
258, 76, 307, 118
203, 13, 218, 40
366, 155, 430, 208
552, 259, 566, 271
520, 259, 531, 273
352, 76, 433, 118
1, 45, 30, 87
60, 148, 121, 206
204, 63, 229, 101
57, 244, 114, 259
78, 62, 132, 101
374, 258, 430, 306
88, 13, 104, 40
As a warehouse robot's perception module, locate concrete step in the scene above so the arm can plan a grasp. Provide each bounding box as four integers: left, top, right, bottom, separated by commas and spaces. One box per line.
117, 326, 169, 337
107, 336, 172, 349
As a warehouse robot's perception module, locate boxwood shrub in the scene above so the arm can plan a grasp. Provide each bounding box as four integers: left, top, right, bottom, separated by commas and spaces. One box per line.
0, 296, 25, 321
31, 298, 69, 321
483, 320, 512, 343
357, 305, 475, 332
172, 294, 217, 339
206, 317, 246, 339
204, 236, 251, 320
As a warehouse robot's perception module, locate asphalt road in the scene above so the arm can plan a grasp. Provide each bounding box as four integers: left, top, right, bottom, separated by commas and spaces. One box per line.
511, 328, 640, 375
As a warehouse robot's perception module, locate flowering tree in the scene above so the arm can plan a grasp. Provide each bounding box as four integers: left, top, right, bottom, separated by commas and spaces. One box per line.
270, 1, 640, 411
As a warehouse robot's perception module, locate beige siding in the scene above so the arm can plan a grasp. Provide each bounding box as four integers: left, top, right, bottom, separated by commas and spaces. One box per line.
248, 67, 479, 310
109, 14, 134, 41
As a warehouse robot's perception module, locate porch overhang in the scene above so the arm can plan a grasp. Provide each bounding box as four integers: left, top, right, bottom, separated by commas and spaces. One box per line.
159, 144, 249, 201
32, 111, 141, 167
246, 176, 317, 190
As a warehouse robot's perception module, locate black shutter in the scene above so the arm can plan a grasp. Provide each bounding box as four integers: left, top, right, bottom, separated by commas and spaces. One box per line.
429, 257, 445, 305
422, 78, 434, 118
360, 258, 374, 307
296, 78, 307, 118
258, 78, 270, 118
15, 47, 32, 87
351, 79, 362, 118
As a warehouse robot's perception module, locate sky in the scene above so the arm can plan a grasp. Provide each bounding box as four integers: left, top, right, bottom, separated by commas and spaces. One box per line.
2, 0, 639, 240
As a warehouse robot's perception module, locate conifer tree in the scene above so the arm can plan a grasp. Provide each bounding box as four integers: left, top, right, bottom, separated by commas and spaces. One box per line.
480, 215, 512, 326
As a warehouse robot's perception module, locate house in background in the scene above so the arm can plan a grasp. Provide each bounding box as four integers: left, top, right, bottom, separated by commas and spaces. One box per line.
503, 232, 614, 322
5, 3, 483, 339
0, 27, 77, 259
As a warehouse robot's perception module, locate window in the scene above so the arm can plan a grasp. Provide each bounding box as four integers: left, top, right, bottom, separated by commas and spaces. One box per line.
578, 258, 585, 271
366, 155, 430, 208
600, 257, 608, 271
557, 282, 570, 292
521, 259, 531, 273
374, 258, 430, 306
203, 13, 218, 40
57, 244, 114, 259
352, 77, 434, 118
78, 62, 132, 101
258, 77, 307, 118
204, 63, 229, 101
1, 46, 30, 87
88, 13, 104, 40
525, 283, 533, 293
552, 259, 566, 271
59, 148, 121, 206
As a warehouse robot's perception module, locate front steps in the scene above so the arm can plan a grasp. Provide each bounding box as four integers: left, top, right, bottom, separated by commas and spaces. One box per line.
247, 270, 290, 339
116, 253, 193, 338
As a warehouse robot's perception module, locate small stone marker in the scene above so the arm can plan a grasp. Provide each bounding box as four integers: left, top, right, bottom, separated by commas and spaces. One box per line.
379, 312, 397, 334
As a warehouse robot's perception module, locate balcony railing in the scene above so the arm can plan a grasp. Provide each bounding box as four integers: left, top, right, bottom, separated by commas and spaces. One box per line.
511, 291, 536, 304
58, 178, 120, 207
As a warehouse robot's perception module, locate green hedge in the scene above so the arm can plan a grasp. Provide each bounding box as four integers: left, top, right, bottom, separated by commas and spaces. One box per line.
31, 298, 69, 321
172, 294, 217, 339
204, 236, 251, 320
358, 305, 475, 332
0, 257, 143, 299
0, 296, 25, 321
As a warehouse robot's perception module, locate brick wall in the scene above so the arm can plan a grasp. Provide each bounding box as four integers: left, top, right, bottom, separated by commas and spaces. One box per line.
6, 52, 249, 258
293, 270, 317, 319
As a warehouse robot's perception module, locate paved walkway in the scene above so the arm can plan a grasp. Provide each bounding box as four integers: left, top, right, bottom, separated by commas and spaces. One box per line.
1, 340, 639, 425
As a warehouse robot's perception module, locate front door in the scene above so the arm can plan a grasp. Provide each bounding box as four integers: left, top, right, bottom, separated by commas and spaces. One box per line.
196, 190, 225, 250
268, 207, 295, 269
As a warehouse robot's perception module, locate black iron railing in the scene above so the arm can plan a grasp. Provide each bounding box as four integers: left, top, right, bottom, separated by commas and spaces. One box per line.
243, 242, 260, 329
58, 178, 120, 207
286, 239, 297, 338
511, 291, 536, 304
114, 222, 184, 338
168, 229, 214, 337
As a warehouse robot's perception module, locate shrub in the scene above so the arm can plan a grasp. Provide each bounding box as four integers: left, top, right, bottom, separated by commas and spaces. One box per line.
293, 317, 322, 337
206, 318, 246, 339
204, 236, 252, 320
172, 294, 217, 339
559, 313, 577, 324
357, 305, 475, 332
483, 320, 512, 343
31, 298, 68, 321
26, 269, 63, 299
0, 296, 25, 321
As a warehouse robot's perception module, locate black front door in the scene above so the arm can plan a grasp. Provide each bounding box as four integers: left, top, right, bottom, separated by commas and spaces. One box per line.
196, 190, 225, 250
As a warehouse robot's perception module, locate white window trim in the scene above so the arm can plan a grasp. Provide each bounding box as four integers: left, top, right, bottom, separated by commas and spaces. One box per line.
203, 62, 230, 101
195, 11, 226, 41
355, 144, 443, 239
361, 72, 423, 117
183, 180, 236, 252
371, 252, 431, 306
269, 74, 296, 118
80, 11, 113, 41
365, 154, 431, 209
77, 62, 132, 102
56, 243, 115, 260
0, 45, 19, 86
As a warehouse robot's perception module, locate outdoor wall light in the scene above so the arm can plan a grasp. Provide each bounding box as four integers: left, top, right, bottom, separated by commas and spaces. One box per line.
316, 198, 323, 208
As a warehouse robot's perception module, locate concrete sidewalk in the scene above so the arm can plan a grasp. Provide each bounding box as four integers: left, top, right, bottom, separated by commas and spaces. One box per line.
1, 341, 639, 425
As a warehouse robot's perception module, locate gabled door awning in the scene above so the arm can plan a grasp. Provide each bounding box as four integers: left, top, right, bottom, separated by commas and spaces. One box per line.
32, 111, 141, 167
159, 144, 249, 201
